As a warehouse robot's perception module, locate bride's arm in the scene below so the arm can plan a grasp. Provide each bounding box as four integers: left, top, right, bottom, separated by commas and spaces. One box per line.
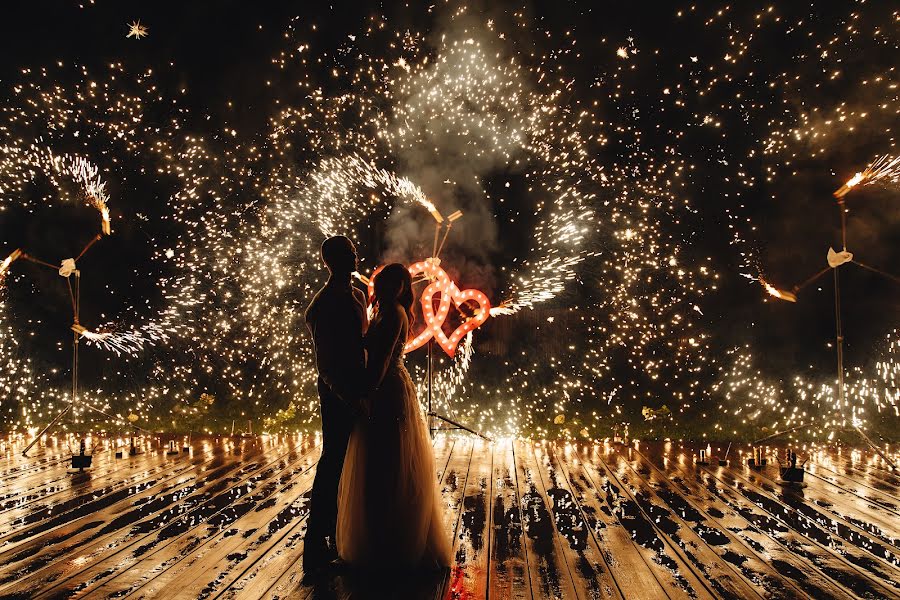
365, 305, 404, 392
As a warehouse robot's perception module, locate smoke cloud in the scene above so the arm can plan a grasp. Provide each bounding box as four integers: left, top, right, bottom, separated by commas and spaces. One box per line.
382, 13, 529, 294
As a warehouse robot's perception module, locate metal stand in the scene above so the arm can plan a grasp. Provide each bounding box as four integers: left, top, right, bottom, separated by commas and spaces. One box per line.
758, 181, 900, 471
21, 270, 150, 457
425, 339, 490, 441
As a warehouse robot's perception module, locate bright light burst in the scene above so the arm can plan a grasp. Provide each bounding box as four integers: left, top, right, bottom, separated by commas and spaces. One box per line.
0, 63, 237, 431
676, 2, 899, 435
222, 7, 715, 438
835, 154, 900, 198
0, 2, 895, 440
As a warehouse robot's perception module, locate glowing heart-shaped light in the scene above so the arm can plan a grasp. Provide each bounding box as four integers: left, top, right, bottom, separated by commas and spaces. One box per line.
366, 258, 491, 357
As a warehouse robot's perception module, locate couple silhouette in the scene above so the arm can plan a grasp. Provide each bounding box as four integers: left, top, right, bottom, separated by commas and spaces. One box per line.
302, 236, 451, 578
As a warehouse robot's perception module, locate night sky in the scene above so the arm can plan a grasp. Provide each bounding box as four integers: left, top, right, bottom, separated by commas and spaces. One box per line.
0, 1, 897, 436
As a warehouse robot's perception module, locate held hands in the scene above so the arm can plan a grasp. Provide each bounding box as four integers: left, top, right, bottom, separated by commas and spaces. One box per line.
353, 396, 371, 422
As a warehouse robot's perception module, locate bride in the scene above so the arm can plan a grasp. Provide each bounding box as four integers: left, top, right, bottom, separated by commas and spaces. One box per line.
336, 263, 452, 570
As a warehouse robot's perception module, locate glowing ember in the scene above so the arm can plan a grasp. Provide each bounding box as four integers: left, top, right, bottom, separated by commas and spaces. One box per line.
759, 277, 797, 303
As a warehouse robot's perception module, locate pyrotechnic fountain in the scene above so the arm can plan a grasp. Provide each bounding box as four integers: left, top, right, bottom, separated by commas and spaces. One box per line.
0, 149, 154, 455
0, 64, 242, 433
755, 157, 900, 465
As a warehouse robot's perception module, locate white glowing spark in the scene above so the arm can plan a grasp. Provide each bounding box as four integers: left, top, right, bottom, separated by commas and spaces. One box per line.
126, 20, 149, 40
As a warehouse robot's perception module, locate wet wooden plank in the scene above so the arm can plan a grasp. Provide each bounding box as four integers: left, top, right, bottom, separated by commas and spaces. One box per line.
566, 443, 704, 600
604, 446, 765, 600
587, 444, 717, 600
1, 438, 899, 599
0, 448, 156, 518
531, 442, 622, 600
514, 440, 580, 600
120, 445, 322, 599
446, 438, 493, 599
807, 460, 900, 528
0, 448, 187, 542
0, 451, 219, 592
636, 443, 858, 599
730, 459, 900, 580
5, 440, 263, 596
828, 448, 900, 486
623, 444, 812, 600
229, 434, 459, 600
703, 456, 900, 599
27, 438, 309, 599
778, 463, 900, 549
552, 443, 670, 600
487, 440, 531, 600
79, 440, 318, 598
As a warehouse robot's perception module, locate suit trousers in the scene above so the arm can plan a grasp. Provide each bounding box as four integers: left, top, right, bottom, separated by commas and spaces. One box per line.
303, 377, 354, 568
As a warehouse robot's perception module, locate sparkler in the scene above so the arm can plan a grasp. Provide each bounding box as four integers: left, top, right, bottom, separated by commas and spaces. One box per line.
758, 277, 797, 303
833, 155, 900, 198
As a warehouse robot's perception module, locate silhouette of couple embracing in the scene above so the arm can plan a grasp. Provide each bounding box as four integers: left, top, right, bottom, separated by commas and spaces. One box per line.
302, 236, 451, 577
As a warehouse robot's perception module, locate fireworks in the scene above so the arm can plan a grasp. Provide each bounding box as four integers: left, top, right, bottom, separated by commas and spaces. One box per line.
834, 154, 900, 198
680, 1, 900, 435
126, 20, 149, 40
757, 276, 798, 303
0, 63, 239, 431
0, 2, 895, 439
218, 6, 719, 437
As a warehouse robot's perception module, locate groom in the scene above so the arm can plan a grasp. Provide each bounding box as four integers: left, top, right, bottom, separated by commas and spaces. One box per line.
303, 236, 368, 574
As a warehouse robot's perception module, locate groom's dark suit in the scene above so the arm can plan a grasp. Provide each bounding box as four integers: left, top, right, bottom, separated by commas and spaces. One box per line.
303, 278, 368, 570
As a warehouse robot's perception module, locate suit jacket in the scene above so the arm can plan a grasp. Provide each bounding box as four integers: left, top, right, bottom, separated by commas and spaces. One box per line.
305, 279, 368, 403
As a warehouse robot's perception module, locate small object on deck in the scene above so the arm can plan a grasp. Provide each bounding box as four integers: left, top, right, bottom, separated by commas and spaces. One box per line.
698, 447, 709, 465
778, 466, 805, 482
778, 448, 806, 482
719, 441, 732, 466
167, 439, 179, 455
612, 423, 629, 444
71, 438, 92, 471
748, 446, 767, 468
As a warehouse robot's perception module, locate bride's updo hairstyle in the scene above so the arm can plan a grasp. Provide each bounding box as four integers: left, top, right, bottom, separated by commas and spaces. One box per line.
373, 263, 414, 325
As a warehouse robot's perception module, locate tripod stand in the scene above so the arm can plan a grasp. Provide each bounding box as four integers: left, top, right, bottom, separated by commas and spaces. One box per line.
359, 207, 492, 441
425, 337, 490, 440
6, 242, 151, 457
760, 159, 900, 469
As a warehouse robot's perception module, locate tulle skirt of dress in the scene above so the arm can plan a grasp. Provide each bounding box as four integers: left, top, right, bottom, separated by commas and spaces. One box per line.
336, 363, 452, 570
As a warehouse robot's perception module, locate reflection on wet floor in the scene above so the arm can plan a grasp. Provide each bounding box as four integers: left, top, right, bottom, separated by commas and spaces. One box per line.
0, 435, 897, 599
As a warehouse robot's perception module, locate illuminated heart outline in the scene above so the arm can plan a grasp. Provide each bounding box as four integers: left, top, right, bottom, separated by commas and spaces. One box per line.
366, 258, 491, 357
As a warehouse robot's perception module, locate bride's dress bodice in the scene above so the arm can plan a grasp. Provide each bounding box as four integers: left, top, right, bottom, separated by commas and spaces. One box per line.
366, 310, 412, 422
386, 317, 408, 370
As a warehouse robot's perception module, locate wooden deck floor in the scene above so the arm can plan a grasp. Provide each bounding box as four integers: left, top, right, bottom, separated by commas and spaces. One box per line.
0, 435, 898, 599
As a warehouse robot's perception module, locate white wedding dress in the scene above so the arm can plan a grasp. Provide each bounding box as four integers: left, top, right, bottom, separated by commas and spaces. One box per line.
336, 303, 452, 570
